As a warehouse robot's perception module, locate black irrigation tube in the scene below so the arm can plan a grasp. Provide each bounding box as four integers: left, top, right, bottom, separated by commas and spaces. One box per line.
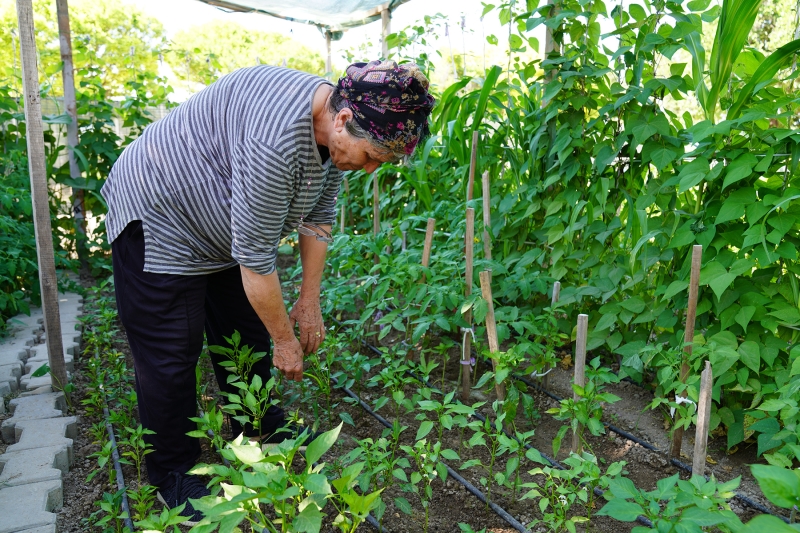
330, 375, 531, 533
513, 374, 791, 523
93, 345, 136, 533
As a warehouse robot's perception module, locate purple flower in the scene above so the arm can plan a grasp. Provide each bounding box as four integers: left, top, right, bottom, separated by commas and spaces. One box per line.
397, 122, 404, 130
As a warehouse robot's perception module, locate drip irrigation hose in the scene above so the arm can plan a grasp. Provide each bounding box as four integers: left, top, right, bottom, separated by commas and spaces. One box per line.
513, 374, 790, 523
330, 375, 531, 533
93, 345, 135, 532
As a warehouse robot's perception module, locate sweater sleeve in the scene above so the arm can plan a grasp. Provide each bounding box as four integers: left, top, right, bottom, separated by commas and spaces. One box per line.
304, 168, 344, 226
230, 137, 293, 275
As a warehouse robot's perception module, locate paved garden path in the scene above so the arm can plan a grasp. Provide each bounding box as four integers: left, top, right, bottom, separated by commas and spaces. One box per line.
0, 293, 83, 533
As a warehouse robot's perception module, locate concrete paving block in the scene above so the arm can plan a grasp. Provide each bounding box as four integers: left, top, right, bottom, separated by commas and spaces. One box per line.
0, 382, 10, 397
0, 444, 69, 486
12, 525, 56, 533
0, 363, 22, 394
0, 479, 62, 533
6, 417, 77, 462
2, 393, 66, 441
19, 371, 70, 393
19, 386, 53, 398
25, 353, 74, 374
0, 344, 30, 366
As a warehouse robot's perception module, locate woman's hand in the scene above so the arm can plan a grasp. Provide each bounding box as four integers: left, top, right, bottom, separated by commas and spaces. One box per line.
289, 295, 325, 355
272, 337, 305, 381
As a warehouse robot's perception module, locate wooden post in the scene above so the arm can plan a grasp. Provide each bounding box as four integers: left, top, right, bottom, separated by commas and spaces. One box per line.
325, 29, 332, 79
401, 231, 407, 252
542, 280, 561, 389
571, 314, 588, 454
340, 204, 345, 234
16, 0, 67, 392
56, 0, 86, 268
462, 208, 475, 401
373, 174, 380, 264
671, 244, 703, 459
466, 130, 479, 202
420, 217, 435, 283
479, 270, 505, 401
381, 8, 391, 58
482, 171, 492, 262
692, 360, 713, 478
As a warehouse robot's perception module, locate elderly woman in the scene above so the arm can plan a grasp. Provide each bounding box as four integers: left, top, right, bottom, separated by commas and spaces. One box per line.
102, 59, 434, 523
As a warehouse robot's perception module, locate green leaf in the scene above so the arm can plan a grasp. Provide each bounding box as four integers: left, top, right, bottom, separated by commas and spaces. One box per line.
728, 39, 800, 120
738, 341, 760, 373
750, 464, 800, 509
394, 497, 413, 515
663, 280, 689, 300
291, 503, 324, 533
305, 423, 342, 465
416, 421, 434, 441
650, 146, 678, 170
734, 306, 756, 330
716, 188, 757, 224
31, 363, 50, 378
597, 499, 642, 521
722, 153, 757, 190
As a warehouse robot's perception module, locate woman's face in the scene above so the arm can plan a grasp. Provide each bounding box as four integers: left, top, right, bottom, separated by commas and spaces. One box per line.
328, 108, 397, 173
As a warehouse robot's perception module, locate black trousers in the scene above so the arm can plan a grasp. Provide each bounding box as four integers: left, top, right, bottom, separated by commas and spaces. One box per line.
112, 221, 285, 488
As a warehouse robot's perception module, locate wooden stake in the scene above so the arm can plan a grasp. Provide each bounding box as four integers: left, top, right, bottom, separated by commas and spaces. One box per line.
421, 217, 435, 283
543, 281, 562, 389
571, 314, 589, 454
56, 0, 86, 268
479, 270, 505, 401
482, 171, 492, 262
551, 281, 561, 305
671, 244, 703, 459
401, 230, 407, 252
340, 204, 345, 234
16, 0, 67, 392
373, 174, 380, 264
381, 8, 391, 58
467, 130, 479, 202
462, 208, 475, 402
692, 360, 713, 478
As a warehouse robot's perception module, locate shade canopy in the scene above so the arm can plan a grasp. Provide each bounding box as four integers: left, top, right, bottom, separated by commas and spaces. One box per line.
196, 0, 408, 31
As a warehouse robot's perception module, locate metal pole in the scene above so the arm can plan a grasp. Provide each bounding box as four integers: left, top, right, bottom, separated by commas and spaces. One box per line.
56, 0, 87, 268
381, 8, 391, 58
16, 0, 67, 392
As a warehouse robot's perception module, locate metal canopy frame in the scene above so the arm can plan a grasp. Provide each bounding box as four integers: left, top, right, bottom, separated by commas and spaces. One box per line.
196, 0, 409, 31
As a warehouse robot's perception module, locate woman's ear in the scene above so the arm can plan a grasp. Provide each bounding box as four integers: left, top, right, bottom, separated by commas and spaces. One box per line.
333, 107, 353, 132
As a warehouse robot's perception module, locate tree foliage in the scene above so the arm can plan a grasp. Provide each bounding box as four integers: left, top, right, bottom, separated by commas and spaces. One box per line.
0, 0, 167, 97
166, 20, 325, 85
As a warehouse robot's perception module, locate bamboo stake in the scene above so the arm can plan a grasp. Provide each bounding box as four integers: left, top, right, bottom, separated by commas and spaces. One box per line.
16, 0, 67, 392
482, 171, 492, 262
542, 281, 561, 389
571, 314, 588, 454
467, 130, 479, 202
479, 270, 505, 401
421, 218, 435, 283
462, 208, 475, 402
671, 244, 703, 459
692, 361, 713, 478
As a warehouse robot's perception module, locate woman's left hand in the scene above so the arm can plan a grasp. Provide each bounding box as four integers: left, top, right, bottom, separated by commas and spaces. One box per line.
288, 295, 325, 355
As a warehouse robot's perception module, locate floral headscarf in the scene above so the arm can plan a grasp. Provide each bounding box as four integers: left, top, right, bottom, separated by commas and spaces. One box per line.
336, 60, 435, 156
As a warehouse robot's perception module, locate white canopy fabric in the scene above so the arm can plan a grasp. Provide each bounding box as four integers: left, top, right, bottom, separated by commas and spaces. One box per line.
196, 0, 409, 31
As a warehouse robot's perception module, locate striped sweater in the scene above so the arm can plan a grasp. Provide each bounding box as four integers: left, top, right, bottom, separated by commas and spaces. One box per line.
102, 66, 342, 276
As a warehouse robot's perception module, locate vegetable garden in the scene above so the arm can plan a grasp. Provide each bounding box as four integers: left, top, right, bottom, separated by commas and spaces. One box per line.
4, 0, 800, 531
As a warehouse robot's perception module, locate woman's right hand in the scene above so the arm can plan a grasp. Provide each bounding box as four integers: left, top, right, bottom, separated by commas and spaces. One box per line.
272, 337, 304, 381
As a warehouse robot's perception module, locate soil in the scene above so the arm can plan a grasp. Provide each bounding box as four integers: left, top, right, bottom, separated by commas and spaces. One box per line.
17, 262, 780, 533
